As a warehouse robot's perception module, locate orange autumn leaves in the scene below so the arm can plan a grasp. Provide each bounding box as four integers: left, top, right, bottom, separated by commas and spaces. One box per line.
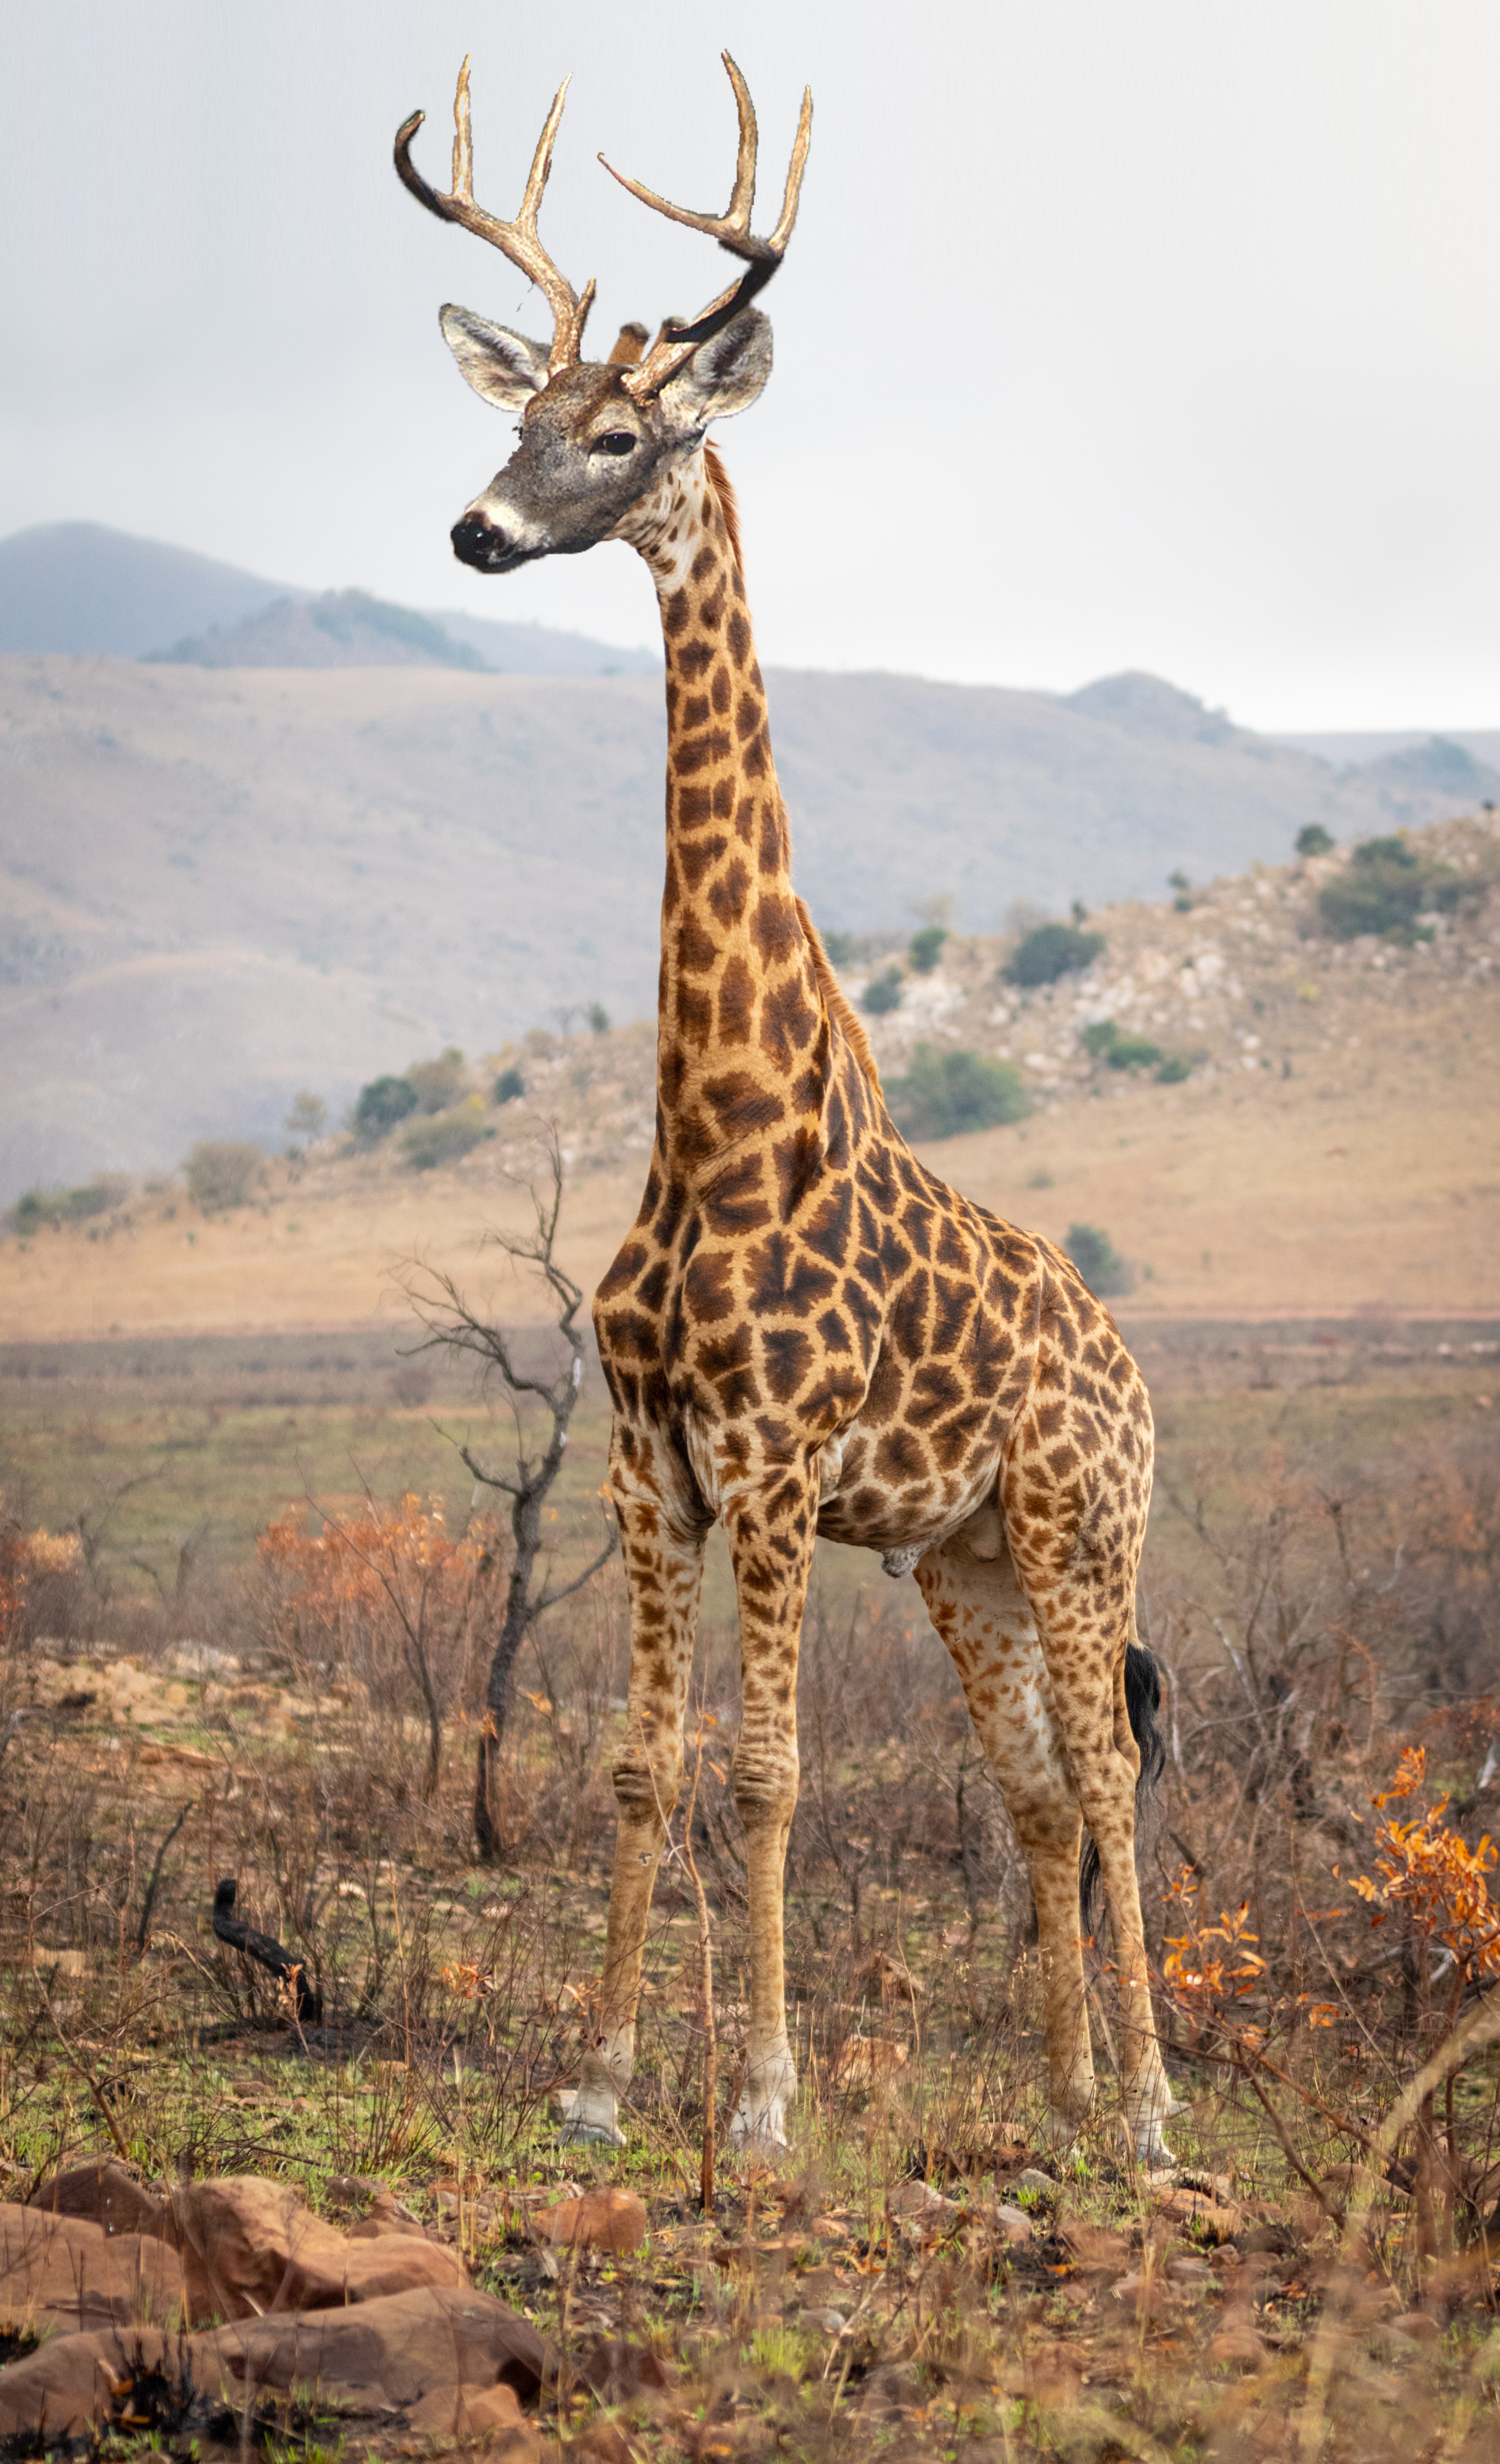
1349, 1743, 1500, 1989
1159, 1741, 1498, 2057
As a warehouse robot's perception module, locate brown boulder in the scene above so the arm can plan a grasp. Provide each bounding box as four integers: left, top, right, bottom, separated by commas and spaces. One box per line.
0, 2289, 555, 2439
161, 2177, 466, 2323
535, 2188, 648, 2256
0, 2206, 184, 2336
28, 2160, 166, 2239
0, 2326, 178, 2437
197, 2284, 556, 2409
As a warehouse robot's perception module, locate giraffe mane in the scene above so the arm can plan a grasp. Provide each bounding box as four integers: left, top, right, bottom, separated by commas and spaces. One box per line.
702, 441, 744, 575
796, 895, 883, 1096
702, 444, 879, 1099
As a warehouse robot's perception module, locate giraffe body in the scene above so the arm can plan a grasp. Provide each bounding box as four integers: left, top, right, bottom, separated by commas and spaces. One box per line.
396, 56, 1180, 2163
571, 446, 1176, 2158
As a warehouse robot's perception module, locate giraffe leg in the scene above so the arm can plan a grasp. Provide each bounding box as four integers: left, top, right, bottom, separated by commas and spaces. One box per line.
562, 1439, 706, 2147
721, 1472, 818, 2156
915, 1523, 1096, 2144
1001, 1477, 1181, 2166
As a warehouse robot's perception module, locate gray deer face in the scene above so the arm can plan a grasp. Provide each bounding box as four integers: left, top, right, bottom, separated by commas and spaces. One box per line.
438, 306, 773, 574
394, 50, 809, 574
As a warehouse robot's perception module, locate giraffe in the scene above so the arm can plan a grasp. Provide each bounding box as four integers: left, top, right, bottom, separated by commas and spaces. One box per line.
396, 54, 1183, 2164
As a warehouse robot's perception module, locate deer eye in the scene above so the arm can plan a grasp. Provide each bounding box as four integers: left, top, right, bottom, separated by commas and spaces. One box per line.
591, 431, 639, 457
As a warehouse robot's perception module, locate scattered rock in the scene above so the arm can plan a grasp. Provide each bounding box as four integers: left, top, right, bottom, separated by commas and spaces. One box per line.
534, 2188, 648, 2256
803, 2306, 850, 2334
1015, 2167, 1056, 2195
888, 2180, 959, 2234
1111, 2269, 1176, 2320
1149, 2184, 1242, 2241
989, 2202, 1035, 2246
0, 2205, 183, 2335
1209, 2316, 1268, 2369
1059, 2219, 1131, 2271
1386, 2311, 1442, 2345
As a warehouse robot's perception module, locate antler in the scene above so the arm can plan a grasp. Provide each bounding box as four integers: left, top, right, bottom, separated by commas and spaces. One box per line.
394, 57, 595, 373
600, 53, 812, 401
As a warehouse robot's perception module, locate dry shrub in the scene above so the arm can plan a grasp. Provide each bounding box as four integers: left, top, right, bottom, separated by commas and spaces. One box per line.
257, 1494, 502, 1801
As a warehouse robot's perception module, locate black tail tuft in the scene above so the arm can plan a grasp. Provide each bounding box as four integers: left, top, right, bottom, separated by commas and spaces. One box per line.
1079, 1639, 1167, 1936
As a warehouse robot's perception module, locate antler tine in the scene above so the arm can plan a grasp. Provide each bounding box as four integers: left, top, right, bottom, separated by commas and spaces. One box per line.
395, 57, 596, 373
602, 56, 813, 402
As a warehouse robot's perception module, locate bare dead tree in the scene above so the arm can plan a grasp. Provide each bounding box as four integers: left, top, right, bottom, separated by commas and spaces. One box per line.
402, 1130, 616, 1861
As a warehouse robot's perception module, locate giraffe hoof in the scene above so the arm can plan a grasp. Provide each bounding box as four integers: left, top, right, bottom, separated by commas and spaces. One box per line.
557, 2117, 627, 2149
728, 2096, 789, 2159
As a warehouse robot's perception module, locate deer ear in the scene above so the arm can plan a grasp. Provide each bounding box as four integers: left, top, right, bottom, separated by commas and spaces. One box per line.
440, 306, 551, 410
658, 307, 773, 431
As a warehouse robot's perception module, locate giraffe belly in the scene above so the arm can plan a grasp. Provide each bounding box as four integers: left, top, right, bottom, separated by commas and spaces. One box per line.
815, 1438, 1002, 1560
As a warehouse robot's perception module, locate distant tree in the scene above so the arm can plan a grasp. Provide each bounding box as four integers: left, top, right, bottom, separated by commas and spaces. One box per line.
1155, 1053, 1192, 1083
406, 1048, 468, 1113
1296, 823, 1335, 858
1106, 1033, 1164, 1072
283, 1090, 326, 1150
1317, 834, 1471, 943
884, 1045, 1029, 1140
1070, 898, 1090, 925
185, 1140, 262, 1212
862, 964, 905, 1015
400, 1103, 487, 1171
910, 892, 955, 932
1081, 1018, 1118, 1058
822, 929, 855, 968
493, 1066, 526, 1105
586, 1002, 611, 1036
907, 925, 949, 974
1005, 922, 1105, 987
1168, 868, 1193, 912
1066, 1222, 1133, 1299
354, 1075, 417, 1140
401, 1132, 617, 1861
9, 1182, 121, 1234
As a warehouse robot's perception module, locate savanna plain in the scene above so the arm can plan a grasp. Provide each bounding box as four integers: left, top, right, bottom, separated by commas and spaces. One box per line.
2, 825, 1499, 2462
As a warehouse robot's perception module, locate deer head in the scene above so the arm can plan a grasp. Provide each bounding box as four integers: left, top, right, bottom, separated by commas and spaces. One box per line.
395, 55, 811, 574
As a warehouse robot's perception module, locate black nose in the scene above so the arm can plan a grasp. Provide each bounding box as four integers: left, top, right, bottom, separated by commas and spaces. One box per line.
451, 512, 509, 569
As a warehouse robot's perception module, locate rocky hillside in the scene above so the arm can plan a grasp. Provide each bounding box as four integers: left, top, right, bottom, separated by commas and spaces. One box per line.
844, 812, 1500, 1109
7, 645, 1497, 1201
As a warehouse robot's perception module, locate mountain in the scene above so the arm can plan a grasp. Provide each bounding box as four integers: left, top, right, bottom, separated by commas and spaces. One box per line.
429, 611, 658, 677
2, 649, 1495, 1203
0, 522, 660, 678
0, 522, 294, 656
148, 590, 491, 672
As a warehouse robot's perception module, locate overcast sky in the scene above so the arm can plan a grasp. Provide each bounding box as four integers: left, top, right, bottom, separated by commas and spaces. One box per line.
5, 2, 1498, 729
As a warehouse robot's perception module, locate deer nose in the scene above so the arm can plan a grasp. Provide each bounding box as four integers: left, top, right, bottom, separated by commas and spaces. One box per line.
451, 510, 510, 569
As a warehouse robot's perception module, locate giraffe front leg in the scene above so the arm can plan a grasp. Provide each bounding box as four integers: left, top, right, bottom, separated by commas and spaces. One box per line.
562, 1451, 706, 2149
722, 1477, 817, 2157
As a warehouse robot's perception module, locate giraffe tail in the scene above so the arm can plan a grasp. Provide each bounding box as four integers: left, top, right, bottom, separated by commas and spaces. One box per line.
1079, 1614, 1167, 1936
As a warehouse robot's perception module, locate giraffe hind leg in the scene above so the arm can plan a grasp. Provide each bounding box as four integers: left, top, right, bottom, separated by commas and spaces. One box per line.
914, 1522, 1098, 2146
1000, 1477, 1181, 2165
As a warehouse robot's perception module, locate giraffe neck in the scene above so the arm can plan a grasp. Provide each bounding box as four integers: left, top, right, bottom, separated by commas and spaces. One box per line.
615, 445, 827, 1180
